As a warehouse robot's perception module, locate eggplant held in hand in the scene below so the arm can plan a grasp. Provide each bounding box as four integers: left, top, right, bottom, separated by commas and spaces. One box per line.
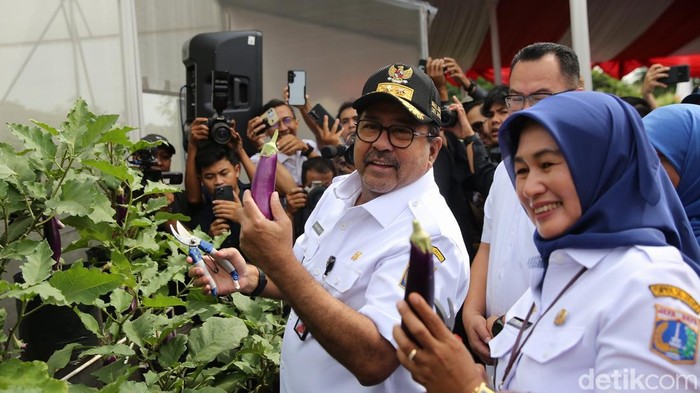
251, 130, 279, 220
402, 220, 435, 343
404, 219, 434, 306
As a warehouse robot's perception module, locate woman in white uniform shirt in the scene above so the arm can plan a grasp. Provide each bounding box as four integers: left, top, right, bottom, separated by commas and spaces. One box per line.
393, 91, 700, 393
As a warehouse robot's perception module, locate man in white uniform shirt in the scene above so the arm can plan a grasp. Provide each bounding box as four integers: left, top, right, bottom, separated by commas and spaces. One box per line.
190, 63, 469, 392
462, 42, 583, 363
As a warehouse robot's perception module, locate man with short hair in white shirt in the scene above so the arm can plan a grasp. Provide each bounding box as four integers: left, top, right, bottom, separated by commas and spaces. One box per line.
462, 42, 584, 363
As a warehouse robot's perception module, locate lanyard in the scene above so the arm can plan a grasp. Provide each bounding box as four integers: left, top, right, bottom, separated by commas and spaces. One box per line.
500, 266, 588, 387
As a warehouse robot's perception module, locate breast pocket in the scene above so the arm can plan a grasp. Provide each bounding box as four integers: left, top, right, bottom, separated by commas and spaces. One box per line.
324, 259, 362, 294
520, 327, 584, 364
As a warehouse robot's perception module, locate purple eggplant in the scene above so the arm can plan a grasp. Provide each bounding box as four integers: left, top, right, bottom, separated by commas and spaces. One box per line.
250, 130, 279, 220
402, 220, 434, 342
115, 186, 126, 225
404, 219, 434, 306
43, 216, 64, 266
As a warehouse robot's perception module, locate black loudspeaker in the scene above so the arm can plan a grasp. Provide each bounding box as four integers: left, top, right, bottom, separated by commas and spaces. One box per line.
182, 31, 263, 155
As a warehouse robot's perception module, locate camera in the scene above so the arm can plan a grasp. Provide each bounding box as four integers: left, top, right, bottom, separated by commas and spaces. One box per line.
320, 143, 354, 165
129, 138, 183, 185
440, 105, 458, 128
207, 70, 234, 145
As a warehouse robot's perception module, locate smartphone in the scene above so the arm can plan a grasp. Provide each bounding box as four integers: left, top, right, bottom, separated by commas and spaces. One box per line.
288, 70, 306, 106
418, 58, 427, 73
658, 64, 690, 85
308, 103, 337, 129
257, 107, 279, 135
214, 185, 234, 201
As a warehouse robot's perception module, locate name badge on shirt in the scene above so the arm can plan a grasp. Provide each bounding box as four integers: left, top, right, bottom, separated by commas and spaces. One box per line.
312, 221, 324, 236
294, 317, 309, 341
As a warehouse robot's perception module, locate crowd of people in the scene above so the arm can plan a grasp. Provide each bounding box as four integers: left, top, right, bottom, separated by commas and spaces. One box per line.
139, 41, 699, 393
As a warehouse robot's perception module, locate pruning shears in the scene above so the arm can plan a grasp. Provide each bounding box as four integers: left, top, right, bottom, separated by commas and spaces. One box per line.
170, 221, 241, 297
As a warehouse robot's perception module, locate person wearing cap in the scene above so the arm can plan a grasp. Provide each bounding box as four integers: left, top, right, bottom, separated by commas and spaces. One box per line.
139, 133, 176, 172
187, 63, 470, 392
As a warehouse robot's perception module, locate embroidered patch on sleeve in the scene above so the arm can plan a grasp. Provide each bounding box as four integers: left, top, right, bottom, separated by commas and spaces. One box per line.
432, 246, 445, 263
650, 304, 698, 364
649, 284, 700, 313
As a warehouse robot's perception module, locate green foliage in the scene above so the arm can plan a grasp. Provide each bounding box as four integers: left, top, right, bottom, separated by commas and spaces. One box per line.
0, 99, 285, 391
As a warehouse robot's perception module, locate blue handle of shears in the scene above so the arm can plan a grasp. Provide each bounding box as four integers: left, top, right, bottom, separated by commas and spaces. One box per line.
198, 240, 240, 284
189, 247, 218, 298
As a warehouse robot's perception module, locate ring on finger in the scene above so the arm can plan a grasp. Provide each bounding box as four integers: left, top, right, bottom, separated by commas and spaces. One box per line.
407, 348, 418, 362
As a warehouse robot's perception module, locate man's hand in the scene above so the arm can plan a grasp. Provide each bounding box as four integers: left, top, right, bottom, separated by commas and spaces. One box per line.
393, 293, 487, 393
443, 57, 470, 89
276, 134, 308, 156
283, 85, 311, 112
237, 190, 295, 276
443, 95, 473, 139
426, 57, 448, 91
247, 116, 268, 151
208, 218, 231, 238
315, 115, 342, 148
187, 247, 254, 296
642, 63, 669, 109
189, 117, 210, 148
212, 197, 242, 223
284, 187, 308, 214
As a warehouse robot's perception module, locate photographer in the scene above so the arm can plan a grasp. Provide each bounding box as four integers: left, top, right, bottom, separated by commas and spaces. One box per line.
130, 134, 184, 225
186, 117, 296, 207
284, 157, 336, 238
185, 141, 247, 249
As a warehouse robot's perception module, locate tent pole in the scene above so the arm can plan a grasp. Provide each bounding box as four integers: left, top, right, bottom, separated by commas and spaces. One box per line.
569, 0, 592, 90
488, 0, 502, 85
419, 5, 430, 60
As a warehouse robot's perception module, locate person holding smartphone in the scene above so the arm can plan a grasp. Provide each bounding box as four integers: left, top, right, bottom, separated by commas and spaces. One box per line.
248, 98, 320, 186
184, 141, 248, 249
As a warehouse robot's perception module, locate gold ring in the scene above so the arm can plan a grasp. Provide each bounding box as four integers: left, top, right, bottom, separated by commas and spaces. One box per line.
407, 348, 418, 362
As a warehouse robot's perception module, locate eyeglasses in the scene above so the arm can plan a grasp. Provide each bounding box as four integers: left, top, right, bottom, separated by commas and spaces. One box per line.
470, 120, 484, 133
271, 116, 295, 129
504, 89, 576, 111
355, 119, 434, 149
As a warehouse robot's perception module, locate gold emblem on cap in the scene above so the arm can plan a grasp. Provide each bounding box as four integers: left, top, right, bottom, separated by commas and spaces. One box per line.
387, 65, 413, 84
376, 83, 414, 101
431, 101, 441, 118
554, 309, 568, 326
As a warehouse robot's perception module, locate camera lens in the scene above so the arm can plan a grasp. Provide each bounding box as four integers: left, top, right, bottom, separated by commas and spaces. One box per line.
211, 121, 231, 145
440, 105, 458, 128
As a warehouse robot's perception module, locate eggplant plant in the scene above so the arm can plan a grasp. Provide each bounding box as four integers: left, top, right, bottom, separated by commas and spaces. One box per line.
0, 99, 285, 392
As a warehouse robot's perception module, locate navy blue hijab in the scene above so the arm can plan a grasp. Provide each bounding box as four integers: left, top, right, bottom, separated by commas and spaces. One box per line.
498, 91, 700, 275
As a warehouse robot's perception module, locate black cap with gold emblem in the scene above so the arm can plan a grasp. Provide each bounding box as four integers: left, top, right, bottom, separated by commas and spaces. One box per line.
353, 63, 441, 127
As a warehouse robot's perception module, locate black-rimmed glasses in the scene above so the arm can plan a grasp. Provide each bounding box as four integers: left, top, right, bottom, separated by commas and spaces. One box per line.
504, 89, 576, 111
355, 119, 434, 149
270, 116, 295, 129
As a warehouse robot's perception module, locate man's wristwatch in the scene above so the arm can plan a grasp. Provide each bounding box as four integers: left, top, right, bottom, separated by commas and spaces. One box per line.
301, 143, 314, 157
245, 266, 267, 297
464, 134, 481, 145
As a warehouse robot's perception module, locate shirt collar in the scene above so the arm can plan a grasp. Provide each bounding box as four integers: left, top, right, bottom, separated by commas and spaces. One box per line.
548, 248, 613, 269
332, 168, 435, 228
